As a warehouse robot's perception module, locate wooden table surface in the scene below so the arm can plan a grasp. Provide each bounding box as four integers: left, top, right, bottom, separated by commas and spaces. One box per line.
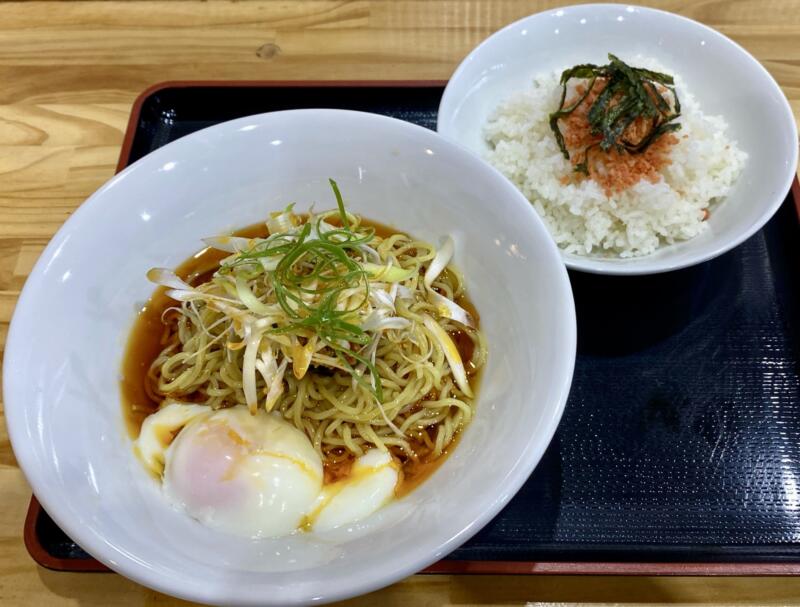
1, 1, 799, 605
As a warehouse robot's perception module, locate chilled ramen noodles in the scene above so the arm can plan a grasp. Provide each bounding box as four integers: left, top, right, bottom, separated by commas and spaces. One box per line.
121, 180, 487, 537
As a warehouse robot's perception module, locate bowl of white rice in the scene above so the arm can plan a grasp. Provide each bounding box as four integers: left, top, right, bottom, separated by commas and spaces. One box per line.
438, 4, 798, 275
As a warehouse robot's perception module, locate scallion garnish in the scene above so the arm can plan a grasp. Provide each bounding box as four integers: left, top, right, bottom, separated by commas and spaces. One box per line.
216, 180, 382, 402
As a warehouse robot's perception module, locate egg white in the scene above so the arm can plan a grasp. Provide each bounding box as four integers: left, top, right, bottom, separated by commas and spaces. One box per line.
134, 402, 210, 477
134, 403, 401, 538
306, 449, 400, 533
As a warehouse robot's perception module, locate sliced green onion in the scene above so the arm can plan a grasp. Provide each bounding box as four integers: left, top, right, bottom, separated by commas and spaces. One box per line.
235, 274, 275, 316
429, 290, 475, 328
362, 262, 415, 283
424, 236, 454, 289
423, 314, 472, 398
328, 178, 349, 230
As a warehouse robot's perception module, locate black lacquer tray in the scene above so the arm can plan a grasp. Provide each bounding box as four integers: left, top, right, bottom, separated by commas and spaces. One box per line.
25, 81, 800, 576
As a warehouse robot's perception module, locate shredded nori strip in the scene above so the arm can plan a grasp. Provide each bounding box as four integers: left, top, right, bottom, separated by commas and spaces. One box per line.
549, 54, 681, 174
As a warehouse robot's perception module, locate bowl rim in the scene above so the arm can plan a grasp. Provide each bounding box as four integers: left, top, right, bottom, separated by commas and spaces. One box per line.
437, 2, 799, 276
3, 108, 577, 605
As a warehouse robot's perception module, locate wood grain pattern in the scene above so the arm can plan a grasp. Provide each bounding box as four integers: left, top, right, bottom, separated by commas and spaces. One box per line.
1, 1, 799, 605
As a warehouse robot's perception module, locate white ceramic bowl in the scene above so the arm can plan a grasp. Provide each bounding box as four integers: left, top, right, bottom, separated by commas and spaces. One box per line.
438, 3, 798, 275
4, 110, 576, 606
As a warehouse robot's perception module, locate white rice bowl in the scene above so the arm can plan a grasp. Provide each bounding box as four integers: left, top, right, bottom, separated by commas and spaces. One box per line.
484, 57, 747, 258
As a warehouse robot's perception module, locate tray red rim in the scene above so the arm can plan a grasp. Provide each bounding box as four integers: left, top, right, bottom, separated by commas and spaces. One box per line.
25, 79, 800, 577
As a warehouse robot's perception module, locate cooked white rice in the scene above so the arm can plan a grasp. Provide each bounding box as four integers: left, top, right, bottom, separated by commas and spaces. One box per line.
484, 58, 747, 258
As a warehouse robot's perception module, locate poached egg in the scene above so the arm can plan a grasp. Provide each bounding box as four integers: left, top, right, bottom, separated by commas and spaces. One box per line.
134, 403, 399, 537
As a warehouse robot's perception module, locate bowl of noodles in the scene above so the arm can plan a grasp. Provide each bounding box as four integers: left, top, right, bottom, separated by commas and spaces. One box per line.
4, 109, 576, 605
